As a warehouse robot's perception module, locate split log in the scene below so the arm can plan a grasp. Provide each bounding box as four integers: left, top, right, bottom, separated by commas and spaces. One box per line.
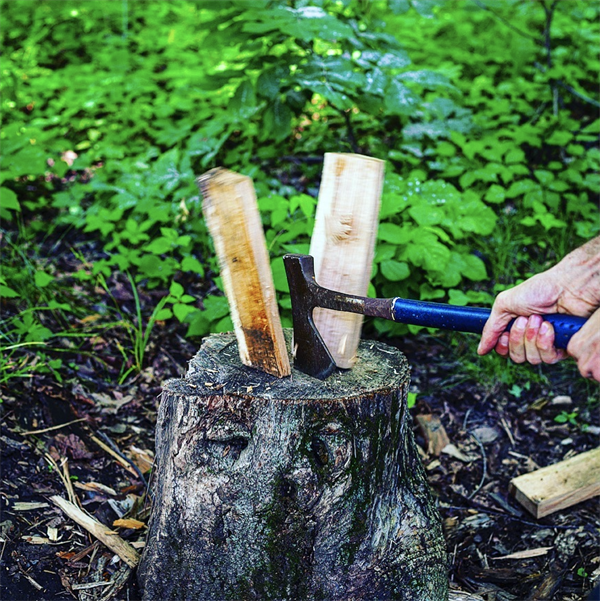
139, 331, 448, 600
197, 168, 290, 378
309, 153, 385, 369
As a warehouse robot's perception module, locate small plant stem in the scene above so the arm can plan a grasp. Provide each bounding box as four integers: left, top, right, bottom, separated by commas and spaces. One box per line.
470, 0, 542, 44
542, 0, 560, 115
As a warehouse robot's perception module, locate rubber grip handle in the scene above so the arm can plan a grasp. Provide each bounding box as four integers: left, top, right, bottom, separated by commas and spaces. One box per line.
392, 298, 586, 350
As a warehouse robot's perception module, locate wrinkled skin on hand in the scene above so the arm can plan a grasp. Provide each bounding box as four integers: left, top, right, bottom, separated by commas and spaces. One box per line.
478, 236, 600, 381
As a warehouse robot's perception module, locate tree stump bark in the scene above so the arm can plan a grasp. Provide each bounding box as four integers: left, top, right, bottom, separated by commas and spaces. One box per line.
139, 331, 448, 600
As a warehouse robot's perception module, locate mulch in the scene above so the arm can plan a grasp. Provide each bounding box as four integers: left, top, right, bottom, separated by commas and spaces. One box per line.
1, 316, 598, 601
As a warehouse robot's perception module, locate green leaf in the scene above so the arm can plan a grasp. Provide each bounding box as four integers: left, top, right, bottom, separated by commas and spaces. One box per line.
0, 188, 20, 211
173, 303, 196, 322
146, 238, 173, 255
504, 148, 525, 164
271, 258, 289, 293
263, 100, 292, 142
534, 170, 554, 186
546, 130, 573, 146
169, 281, 184, 299
448, 289, 469, 306
229, 80, 257, 119
389, 0, 410, 14
380, 260, 410, 281
384, 80, 420, 116
378, 222, 411, 244
0, 284, 20, 298
155, 308, 173, 321
505, 179, 539, 199
181, 256, 205, 275
34, 271, 54, 288
484, 184, 506, 204
461, 254, 487, 281
398, 70, 454, 90
408, 204, 443, 226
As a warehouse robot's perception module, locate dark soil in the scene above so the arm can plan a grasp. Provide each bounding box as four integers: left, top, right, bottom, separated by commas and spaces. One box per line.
1, 310, 599, 600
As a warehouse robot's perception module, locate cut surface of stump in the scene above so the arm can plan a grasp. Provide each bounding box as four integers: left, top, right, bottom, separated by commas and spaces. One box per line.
139, 331, 448, 600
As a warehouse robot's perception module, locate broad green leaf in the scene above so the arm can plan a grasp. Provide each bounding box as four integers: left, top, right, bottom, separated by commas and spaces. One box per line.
35, 271, 54, 288
146, 238, 173, 255
505, 179, 539, 198
408, 204, 443, 226
155, 308, 173, 321
546, 130, 573, 146
173, 303, 196, 322
378, 222, 411, 244
384, 80, 419, 116
229, 80, 257, 119
381, 260, 410, 281
448, 289, 469, 306
364, 68, 388, 96
0, 188, 20, 211
397, 70, 454, 90
0, 284, 20, 298
484, 184, 506, 204
169, 281, 184, 298
263, 100, 292, 142
271, 258, 289, 292
461, 254, 487, 281
181, 256, 205, 275
504, 148, 525, 164
389, 0, 410, 14
534, 170, 554, 186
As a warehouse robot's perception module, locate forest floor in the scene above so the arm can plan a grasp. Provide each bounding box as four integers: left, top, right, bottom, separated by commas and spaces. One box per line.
1, 271, 599, 601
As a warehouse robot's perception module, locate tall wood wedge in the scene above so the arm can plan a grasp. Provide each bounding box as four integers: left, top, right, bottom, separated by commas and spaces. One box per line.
309, 153, 385, 369
197, 168, 290, 378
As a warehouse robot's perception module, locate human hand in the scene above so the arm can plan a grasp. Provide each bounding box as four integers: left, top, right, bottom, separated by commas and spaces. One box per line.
567, 307, 600, 381
477, 269, 571, 363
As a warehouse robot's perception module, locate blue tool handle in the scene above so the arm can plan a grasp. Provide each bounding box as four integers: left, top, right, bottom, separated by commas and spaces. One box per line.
391, 298, 586, 350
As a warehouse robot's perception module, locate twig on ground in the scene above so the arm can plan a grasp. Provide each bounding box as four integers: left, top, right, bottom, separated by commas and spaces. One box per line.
50, 495, 140, 568
93, 430, 149, 495
20, 418, 87, 436
45, 453, 79, 507
467, 432, 487, 499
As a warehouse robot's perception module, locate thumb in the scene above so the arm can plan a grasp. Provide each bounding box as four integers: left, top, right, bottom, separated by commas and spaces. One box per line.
478, 310, 514, 355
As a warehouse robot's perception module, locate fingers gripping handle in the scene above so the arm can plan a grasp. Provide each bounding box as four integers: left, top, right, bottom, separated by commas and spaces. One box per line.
391, 298, 586, 350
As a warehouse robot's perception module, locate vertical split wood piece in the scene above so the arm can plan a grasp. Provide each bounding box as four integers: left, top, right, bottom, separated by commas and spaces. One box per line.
310, 153, 385, 369
197, 168, 290, 378
509, 447, 600, 518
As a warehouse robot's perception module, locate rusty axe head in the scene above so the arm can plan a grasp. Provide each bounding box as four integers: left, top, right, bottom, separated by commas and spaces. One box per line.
283, 254, 337, 380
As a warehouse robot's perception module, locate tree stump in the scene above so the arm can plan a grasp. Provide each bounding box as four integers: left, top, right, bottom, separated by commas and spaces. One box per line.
139, 331, 448, 600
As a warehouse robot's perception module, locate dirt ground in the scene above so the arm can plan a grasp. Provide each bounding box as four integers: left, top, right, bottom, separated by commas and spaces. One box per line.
1, 319, 598, 601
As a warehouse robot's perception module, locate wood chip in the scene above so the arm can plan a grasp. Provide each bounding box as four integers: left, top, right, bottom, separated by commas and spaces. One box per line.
113, 518, 145, 530
441, 443, 476, 463
494, 546, 553, 560
74, 481, 118, 496
416, 414, 450, 455
510, 447, 600, 518
51, 495, 140, 568
13, 501, 50, 511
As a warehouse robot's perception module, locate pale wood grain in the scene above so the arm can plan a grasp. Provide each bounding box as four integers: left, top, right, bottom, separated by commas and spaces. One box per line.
309, 153, 385, 369
51, 495, 140, 568
197, 168, 290, 378
509, 447, 600, 518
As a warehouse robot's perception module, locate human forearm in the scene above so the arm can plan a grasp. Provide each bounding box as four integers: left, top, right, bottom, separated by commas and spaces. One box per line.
478, 236, 600, 359
548, 235, 600, 316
